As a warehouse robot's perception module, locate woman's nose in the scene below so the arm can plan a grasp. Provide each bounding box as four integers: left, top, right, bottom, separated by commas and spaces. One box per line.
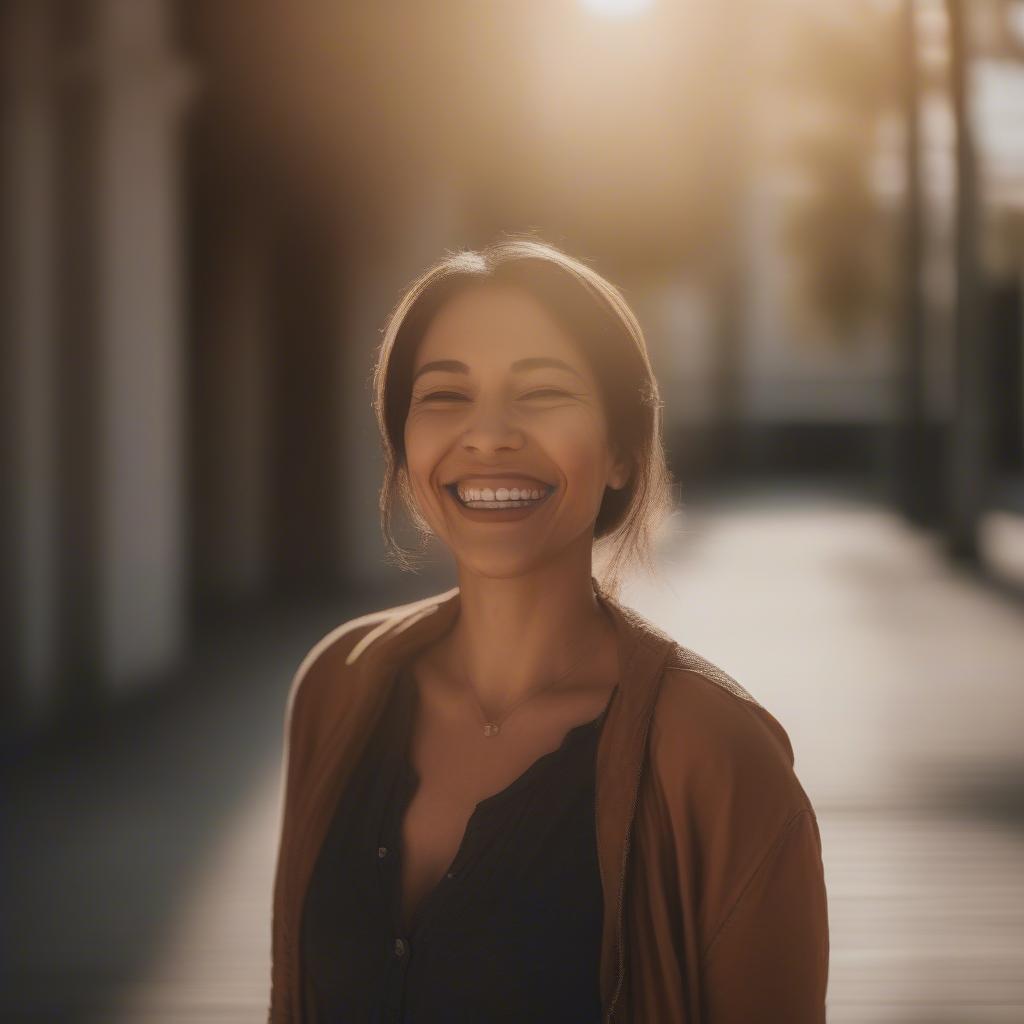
459, 401, 524, 451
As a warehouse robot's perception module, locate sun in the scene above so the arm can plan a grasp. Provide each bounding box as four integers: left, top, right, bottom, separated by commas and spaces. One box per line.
578, 0, 655, 18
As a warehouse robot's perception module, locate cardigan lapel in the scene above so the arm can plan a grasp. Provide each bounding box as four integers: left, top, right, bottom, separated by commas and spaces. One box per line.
591, 588, 679, 1018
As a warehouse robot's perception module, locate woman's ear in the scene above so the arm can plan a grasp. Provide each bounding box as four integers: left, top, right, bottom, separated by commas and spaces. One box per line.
607, 446, 632, 491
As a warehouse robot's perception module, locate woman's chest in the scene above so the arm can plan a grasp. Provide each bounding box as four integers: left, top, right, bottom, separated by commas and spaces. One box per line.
300, 669, 609, 1022
398, 699, 602, 931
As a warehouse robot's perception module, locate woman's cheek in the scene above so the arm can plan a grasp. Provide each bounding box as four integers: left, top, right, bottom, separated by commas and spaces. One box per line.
550, 421, 610, 488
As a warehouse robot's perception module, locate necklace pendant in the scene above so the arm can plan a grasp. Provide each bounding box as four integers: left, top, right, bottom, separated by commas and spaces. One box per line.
482, 722, 500, 737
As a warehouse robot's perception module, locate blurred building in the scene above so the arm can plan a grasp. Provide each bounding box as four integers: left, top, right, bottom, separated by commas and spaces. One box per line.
2, 0, 1023, 747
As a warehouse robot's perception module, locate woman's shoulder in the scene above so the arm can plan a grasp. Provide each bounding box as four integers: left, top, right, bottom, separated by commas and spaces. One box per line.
647, 643, 814, 824
656, 645, 796, 763
284, 594, 440, 726
642, 644, 827, 979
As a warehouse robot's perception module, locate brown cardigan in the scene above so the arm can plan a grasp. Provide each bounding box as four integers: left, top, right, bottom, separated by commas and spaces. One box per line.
268, 579, 829, 1022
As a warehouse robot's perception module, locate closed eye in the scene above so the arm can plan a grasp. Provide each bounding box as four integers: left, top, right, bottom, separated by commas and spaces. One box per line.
418, 388, 571, 402
523, 388, 570, 399
419, 392, 467, 402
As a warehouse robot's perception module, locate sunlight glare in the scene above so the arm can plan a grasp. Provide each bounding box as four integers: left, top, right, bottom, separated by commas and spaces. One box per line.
579, 0, 655, 17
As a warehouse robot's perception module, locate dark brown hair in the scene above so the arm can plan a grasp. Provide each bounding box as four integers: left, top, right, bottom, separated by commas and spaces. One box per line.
371, 233, 678, 600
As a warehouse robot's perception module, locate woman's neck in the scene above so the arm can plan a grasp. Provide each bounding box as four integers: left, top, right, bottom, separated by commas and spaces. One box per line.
437, 567, 618, 712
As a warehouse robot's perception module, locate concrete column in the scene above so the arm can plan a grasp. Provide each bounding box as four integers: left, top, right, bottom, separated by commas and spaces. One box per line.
81, 0, 194, 688
1, 1, 60, 730
192, 199, 273, 604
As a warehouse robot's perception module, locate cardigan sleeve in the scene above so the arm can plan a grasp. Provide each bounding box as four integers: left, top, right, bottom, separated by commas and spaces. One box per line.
267, 650, 314, 1024
647, 666, 830, 1023
700, 807, 830, 1023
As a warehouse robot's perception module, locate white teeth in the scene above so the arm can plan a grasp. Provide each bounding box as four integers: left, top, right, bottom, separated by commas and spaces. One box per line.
454, 483, 551, 507
456, 484, 548, 502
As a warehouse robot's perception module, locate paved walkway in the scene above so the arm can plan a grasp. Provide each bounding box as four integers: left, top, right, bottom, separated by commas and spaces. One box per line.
4, 481, 1023, 1021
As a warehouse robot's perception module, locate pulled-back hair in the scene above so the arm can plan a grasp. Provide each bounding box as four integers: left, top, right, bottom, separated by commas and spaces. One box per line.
371, 233, 678, 600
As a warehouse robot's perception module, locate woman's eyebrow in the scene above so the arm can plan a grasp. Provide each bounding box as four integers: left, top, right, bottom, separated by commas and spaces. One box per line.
412, 357, 584, 383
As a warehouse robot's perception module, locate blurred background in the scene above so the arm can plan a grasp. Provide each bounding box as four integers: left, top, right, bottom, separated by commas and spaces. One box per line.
3, 0, 1023, 1020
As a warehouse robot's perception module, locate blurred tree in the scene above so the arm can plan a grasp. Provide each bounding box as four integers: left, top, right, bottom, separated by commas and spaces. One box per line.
770, 0, 905, 348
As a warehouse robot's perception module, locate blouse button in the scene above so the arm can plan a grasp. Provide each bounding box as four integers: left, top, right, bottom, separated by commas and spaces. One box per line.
377, 846, 388, 859
394, 938, 408, 958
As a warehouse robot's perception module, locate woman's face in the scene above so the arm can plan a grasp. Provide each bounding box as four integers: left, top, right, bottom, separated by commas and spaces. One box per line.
403, 282, 631, 579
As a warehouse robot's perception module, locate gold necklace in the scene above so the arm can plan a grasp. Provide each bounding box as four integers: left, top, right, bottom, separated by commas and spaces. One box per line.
458, 619, 608, 738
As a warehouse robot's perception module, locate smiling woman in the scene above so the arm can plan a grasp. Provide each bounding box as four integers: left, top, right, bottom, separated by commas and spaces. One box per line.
269, 234, 829, 1024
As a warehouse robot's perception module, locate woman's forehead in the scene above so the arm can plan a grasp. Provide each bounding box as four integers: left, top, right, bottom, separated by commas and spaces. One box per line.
416, 284, 586, 370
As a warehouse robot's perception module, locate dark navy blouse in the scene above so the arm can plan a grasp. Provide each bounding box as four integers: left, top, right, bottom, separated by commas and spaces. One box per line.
300, 660, 614, 1023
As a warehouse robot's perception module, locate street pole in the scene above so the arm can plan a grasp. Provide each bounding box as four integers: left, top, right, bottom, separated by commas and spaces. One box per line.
945, 0, 992, 561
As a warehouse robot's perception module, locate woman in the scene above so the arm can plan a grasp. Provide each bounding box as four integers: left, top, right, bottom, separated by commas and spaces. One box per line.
268, 236, 829, 1023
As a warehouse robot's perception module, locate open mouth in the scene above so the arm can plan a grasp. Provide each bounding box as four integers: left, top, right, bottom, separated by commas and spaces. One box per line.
444, 482, 556, 510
